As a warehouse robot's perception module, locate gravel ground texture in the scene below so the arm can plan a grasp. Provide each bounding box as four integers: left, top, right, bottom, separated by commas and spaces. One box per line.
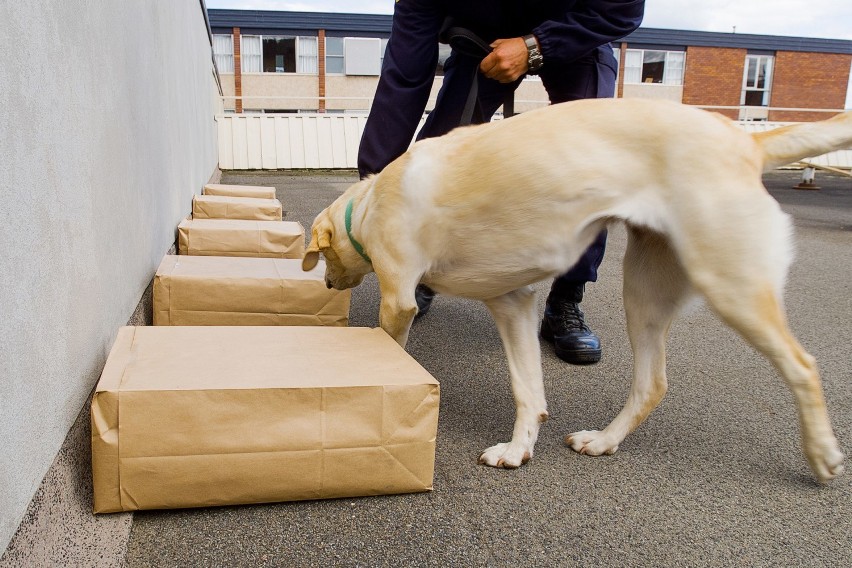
124, 169, 852, 568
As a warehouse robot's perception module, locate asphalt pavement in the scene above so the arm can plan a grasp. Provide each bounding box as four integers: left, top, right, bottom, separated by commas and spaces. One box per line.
124, 169, 851, 567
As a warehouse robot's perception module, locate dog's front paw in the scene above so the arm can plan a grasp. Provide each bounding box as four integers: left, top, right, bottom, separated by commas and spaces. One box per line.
565, 430, 619, 456
478, 442, 532, 469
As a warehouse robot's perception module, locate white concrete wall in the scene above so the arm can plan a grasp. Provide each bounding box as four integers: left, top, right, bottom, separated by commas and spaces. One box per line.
240, 73, 319, 109
0, 0, 219, 551
622, 83, 684, 102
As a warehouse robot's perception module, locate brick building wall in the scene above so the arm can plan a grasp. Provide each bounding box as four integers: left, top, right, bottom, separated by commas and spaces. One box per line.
769, 51, 852, 121
682, 46, 747, 119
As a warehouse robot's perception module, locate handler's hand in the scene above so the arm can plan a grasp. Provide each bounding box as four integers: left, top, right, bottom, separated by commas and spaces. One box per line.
480, 37, 530, 83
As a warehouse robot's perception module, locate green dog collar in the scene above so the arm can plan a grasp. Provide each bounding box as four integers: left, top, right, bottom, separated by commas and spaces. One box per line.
345, 198, 372, 264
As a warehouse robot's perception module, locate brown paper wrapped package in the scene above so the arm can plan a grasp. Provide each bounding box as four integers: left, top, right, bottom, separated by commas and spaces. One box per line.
153, 255, 350, 326
91, 326, 440, 513
203, 183, 276, 199
178, 218, 305, 258
192, 194, 283, 221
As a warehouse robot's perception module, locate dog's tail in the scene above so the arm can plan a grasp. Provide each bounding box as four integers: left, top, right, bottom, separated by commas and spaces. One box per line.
753, 110, 852, 172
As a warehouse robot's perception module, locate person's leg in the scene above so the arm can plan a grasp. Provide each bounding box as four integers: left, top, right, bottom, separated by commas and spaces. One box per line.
417, 53, 480, 141
540, 230, 607, 363
412, 52, 478, 315
538, 46, 617, 364
414, 54, 517, 316
419, 52, 520, 138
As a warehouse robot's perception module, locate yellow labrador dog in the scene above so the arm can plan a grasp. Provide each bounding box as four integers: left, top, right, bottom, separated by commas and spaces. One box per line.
303, 98, 850, 482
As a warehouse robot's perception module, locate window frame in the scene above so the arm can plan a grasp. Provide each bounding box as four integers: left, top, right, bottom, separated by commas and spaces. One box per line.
325, 36, 387, 76
240, 34, 318, 75
623, 48, 685, 86
240, 35, 262, 73
741, 54, 774, 107
325, 36, 345, 75
212, 34, 234, 73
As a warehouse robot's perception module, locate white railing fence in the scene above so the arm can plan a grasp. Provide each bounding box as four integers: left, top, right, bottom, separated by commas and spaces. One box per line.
216, 109, 852, 171
218, 113, 358, 170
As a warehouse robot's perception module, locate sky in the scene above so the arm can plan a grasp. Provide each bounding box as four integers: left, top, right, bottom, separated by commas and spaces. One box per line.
205, 0, 852, 40
205, 0, 852, 107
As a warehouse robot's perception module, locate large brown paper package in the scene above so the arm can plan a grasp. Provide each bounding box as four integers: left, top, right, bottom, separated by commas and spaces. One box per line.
192, 194, 283, 221
154, 255, 350, 326
178, 218, 305, 258
203, 183, 276, 199
91, 326, 440, 513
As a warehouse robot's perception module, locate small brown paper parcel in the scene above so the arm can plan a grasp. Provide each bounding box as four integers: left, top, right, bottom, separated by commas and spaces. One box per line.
91, 326, 440, 513
203, 183, 276, 199
154, 255, 350, 326
192, 194, 282, 221
178, 218, 305, 259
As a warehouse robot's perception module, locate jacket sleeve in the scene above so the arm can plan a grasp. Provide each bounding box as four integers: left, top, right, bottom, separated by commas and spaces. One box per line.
357, 0, 444, 177
532, 0, 645, 65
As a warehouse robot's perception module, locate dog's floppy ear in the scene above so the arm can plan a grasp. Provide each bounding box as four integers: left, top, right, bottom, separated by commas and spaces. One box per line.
302, 218, 332, 271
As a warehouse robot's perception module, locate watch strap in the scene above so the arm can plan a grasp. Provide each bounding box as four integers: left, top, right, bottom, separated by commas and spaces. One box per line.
523, 34, 543, 72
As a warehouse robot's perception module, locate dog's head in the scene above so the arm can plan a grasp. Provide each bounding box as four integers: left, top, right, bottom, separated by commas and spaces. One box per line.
302, 179, 374, 290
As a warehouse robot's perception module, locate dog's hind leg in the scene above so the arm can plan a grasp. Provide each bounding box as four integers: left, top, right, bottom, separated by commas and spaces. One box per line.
567, 227, 690, 456
479, 286, 549, 468
689, 246, 844, 482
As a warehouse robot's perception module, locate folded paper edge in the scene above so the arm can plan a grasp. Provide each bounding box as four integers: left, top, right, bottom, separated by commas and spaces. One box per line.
91, 327, 136, 513
152, 256, 178, 326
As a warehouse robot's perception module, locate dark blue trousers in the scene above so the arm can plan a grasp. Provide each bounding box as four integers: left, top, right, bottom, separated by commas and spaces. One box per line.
417, 45, 617, 291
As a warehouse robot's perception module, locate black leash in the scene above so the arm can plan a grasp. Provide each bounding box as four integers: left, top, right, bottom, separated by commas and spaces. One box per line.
439, 25, 515, 125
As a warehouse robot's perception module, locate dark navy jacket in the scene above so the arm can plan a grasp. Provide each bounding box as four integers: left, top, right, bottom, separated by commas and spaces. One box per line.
358, 0, 645, 177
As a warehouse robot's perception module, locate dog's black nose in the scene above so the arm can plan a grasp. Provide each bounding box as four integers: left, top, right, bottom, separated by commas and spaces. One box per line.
326, 280, 332, 289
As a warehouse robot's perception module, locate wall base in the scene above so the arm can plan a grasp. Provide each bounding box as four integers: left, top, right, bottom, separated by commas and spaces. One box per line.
0, 247, 174, 567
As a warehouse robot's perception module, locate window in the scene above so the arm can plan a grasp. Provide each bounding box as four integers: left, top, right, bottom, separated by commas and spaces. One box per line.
663, 52, 684, 85
241, 35, 262, 72
213, 34, 234, 73
624, 49, 685, 85
297, 37, 318, 74
241, 35, 318, 74
326, 37, 344, 74
325, 37, 387, 76
344, 38, 382, 75
263, 37, 295, 72
742, 55, 773, 106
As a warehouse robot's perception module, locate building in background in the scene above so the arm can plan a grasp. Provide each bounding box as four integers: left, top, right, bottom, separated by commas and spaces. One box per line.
209, 9, 852, 121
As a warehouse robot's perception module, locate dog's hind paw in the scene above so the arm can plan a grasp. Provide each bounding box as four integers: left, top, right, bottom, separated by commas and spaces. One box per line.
565, 430, 619, 456
478, 442, 532, 469
806, 439, 845, 483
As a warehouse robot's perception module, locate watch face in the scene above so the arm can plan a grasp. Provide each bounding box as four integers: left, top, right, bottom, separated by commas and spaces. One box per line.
528, 49, 543, 71
524, 35, 543, 71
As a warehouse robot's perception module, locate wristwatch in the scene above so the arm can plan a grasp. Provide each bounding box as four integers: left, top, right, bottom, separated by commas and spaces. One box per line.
524, 34, 544, 73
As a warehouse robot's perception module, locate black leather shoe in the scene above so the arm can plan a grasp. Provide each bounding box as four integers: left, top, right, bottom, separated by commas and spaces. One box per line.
414, 284, 435, 318
540, 286, 602, 365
